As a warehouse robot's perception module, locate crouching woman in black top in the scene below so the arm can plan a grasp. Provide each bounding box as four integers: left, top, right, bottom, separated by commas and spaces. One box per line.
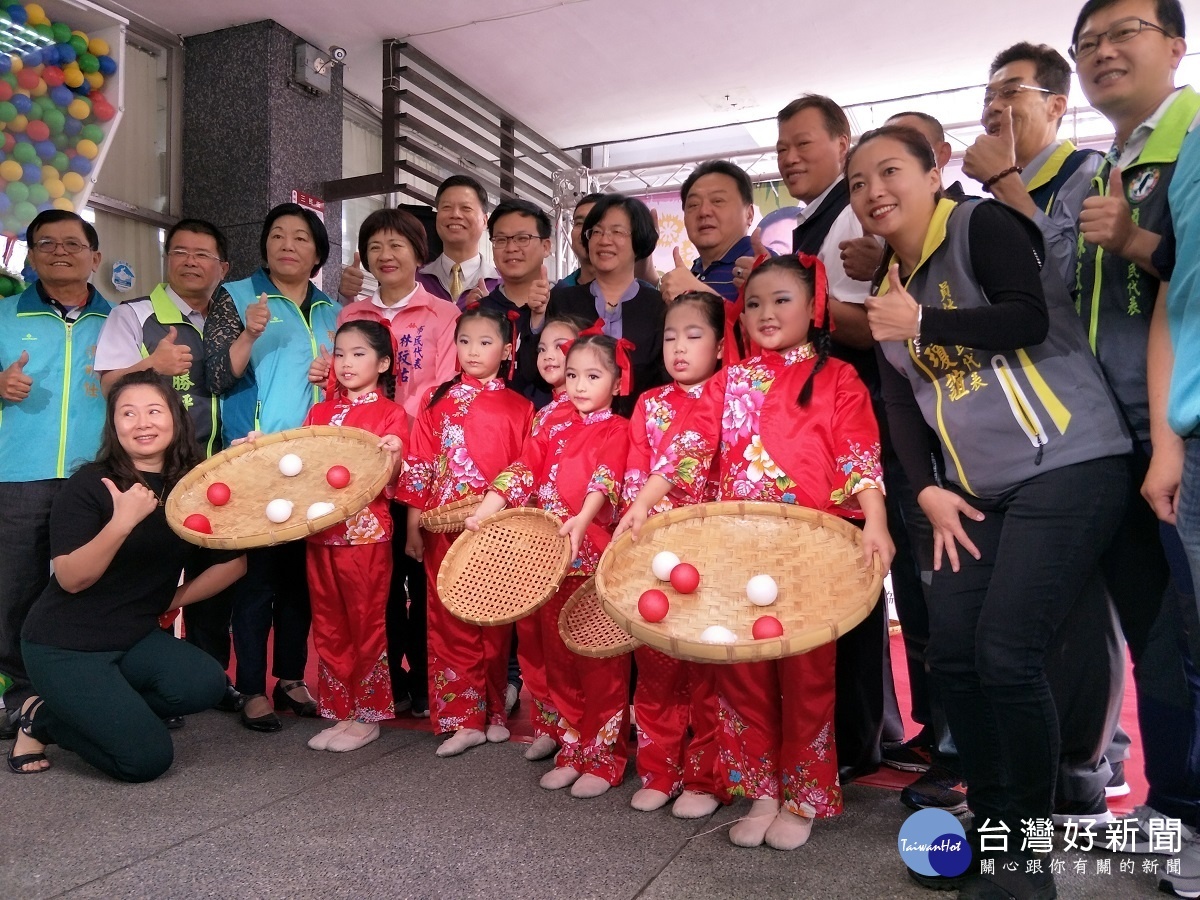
9, 370, 246, 781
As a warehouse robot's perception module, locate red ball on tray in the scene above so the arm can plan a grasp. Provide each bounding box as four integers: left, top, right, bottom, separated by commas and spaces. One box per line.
206, 481, 231, 506
638, 589, 670, 623
752, 615, 784, 639
326, 465, 351, 489
669, 562, 700, 594
183, 513, 213, 534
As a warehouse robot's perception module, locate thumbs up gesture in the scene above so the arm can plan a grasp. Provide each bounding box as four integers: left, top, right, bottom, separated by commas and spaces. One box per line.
0, 350, 32, 402
101, 476, 159, 534
464, 277, 489, 306
963, 106, 1018, 186
339, 251, 365, 301
527, 265, 551, 315
864, 264, 922, 342
244, 293, 271, 339
308, 345, 332, 385
658, 245, 707, 302
732, 227, 768, 290
1080, 167, 1135, 256
148, 326, 193, 377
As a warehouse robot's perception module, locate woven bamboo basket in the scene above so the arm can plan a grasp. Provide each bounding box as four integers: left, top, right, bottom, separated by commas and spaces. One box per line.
595, 501, 883, 664
437, 508, 572, 626
558, 577, 639, 658
165, 426, 394, 550
419, 495, 483, 534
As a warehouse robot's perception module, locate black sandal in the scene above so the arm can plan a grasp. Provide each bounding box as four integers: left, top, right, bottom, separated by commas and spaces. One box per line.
272, 680, 318, 718
7, 697, 49, 775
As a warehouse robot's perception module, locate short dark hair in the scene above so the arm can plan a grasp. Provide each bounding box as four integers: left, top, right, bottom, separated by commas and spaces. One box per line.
166, 218, 228, 262
886, 111, 946, 144
488, 198, 552, 239
990, 42, 1073, 97
357, 207, 429, 269
680, 160, 754, 206
580, 194, 659, 262
27, 209, 98, 250
776, 94, 851, 139
575, 192, 604, 213
1072, 0, 1185, 46
259, 202, 329, 277
435, 174, 489, 213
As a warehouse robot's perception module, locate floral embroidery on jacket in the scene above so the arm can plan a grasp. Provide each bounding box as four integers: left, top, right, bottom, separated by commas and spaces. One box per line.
829, 441, 885, 507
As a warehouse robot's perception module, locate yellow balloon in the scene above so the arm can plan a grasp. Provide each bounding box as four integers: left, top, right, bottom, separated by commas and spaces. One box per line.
63, 67, 83, 89
67, 99, 89, 120
88, 38, 110, 57
10, 57, 22, 74
62, 171, 85, 193
31, 80, 47, 97
53, 197, 74, 211
75, 139, 98, 159
46, 178, 65, 199
71, 30, 89, 40
85, 72, 104, 91
9, 114, 27, 132
0, 160, 23, 182
41, 164, 56, 180
25, 5, 47, 25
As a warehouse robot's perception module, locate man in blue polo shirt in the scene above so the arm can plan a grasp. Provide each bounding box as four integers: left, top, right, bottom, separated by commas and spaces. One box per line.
658, 160, 756, 303
0, 210, 111, 735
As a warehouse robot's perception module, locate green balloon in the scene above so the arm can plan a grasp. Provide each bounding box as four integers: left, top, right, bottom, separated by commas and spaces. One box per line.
52, 151, 68, 172
53, 134, 68, 150
25, 105, 42, 122
6, 182, 29, 202
43, 109, 64, 133
0, 10, 11, 24
51, 22, 70, 44
11, 142, 36, 164
26, 184, 48, 205
0, 101, 16, 123
77, 53, 99, 74
0, 74, 15, 90
13, 201, 38, 226
32, 23, 53, 41
68, 34, 87, 55
80, 123, 103, 143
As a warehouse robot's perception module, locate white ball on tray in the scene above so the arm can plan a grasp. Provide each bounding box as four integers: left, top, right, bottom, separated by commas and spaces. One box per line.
265, 499, 294, 523
306, 501, 336, 520
651, 551, 681, 581
700, 625, 737, 644
746, 574, 779, 607
278, 453, 303, 477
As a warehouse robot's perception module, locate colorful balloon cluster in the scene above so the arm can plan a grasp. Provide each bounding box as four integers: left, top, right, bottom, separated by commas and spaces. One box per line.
0, 3, 118, 242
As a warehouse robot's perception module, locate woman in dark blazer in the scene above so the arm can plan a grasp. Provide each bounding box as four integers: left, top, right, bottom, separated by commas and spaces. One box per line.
547, 194, 668, 414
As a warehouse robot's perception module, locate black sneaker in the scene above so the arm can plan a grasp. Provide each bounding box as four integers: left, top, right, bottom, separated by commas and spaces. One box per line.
0, 709, 17, 741
1052, 795, 1112, 827
882, 735, 934, 773
901, 764, 968, 814
163, 716, 186, 730
1105, 759, 1130, 798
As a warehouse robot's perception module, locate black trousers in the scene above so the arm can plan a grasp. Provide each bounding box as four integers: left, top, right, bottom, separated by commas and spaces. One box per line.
386, 502, 427, 705
229, 541, 310, 697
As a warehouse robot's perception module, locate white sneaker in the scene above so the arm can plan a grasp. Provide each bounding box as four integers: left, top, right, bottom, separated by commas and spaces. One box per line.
1128, 806, 1200, 899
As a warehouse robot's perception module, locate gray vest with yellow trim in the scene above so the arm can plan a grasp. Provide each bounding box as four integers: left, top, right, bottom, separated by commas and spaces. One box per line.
136, 284, 219, 457
879, 200, 1131, 498
1074, 86, 1200, 442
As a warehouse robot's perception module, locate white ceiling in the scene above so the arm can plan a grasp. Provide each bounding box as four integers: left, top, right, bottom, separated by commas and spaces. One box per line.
111, 0, 1126, 151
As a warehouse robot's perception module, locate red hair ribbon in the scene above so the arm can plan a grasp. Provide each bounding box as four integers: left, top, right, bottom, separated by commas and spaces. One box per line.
505, 309, 521, 378
560, 318, 607, 359
614, 336, 635, 396
796, 252, 833, 332
325, 309, 399, 396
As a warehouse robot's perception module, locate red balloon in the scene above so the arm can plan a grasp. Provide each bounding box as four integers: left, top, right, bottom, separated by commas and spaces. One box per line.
25, 120, 49, 142
206, 482, 231, 506
638, 589, 670, 623
16, 70, 40, 91
42, 66, 64, 88
0, 82, 12, 102
326, 465, 351, 489
91, 98, 114, 122
752, 615, 784, 639
183, 513, 213, 534
669, 562, 700, 594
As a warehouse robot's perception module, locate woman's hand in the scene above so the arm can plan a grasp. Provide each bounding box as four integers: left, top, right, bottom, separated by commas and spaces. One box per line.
230, 430, 263, 447
860, 516, 895, 573
917, 485, 984, 573
865, 265, 922, 342
244, 293, 271, 339
101, 477, 159, 534
559, 514, 588, 561
309, 347, 332, 385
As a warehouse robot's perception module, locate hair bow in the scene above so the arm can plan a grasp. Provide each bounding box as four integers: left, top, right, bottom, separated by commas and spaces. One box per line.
560, 318, 607, 359
796, 252, 833, 332
505, 309, 521, 378
614, 336, 636, 396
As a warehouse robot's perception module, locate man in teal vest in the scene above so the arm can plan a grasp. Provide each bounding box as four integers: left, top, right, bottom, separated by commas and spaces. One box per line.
0, 210, 111, 736
1071, 0, 1200, 885
94, 218, 241, 712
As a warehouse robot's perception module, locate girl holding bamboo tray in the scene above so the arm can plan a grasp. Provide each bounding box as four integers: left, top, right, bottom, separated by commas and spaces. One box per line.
396, 306, 533, 757
617, 255, 893, 850
468, 333, 632, 799
301, 318, 407, 752
621, 292, 727, 818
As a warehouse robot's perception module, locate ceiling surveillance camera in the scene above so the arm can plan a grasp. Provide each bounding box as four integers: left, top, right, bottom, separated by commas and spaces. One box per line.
330, 46, 347, 63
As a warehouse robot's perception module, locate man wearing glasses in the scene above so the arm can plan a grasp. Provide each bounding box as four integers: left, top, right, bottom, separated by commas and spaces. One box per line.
0, 210, 111, 738
963, 42, 1103, 285
1071, 2, 1200, 892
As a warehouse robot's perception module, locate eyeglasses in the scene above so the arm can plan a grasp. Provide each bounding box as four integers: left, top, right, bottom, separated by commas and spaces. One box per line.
31, 238, 90, 255
489, 233, 541, 249
1070, 17, 1175, 60
584, 226, 632, 242
983, 83, 1057, 108
166, 248, 223, 263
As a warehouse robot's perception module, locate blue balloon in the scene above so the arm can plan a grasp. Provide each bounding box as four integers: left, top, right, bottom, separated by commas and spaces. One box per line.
0, 55, 10, 74
0, 194, 12, 215
11, 94, 31, 115
97, 55, 116, 76
35, 202, 52, 212
55, 43, 75, 64
34, 140, 55, 161
6, 6, 27, 26
75, 79, 90, 96
22, 163, 42, 184
49, 86, 73, 108
62, 117, 81, 136
21, 50, 41, 68
40, 46, 58, 66
68, 155, 91, 175
21, 263, 35, 281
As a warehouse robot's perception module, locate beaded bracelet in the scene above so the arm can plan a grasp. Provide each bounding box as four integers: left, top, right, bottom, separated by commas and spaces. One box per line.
983, 166, 1023, 192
